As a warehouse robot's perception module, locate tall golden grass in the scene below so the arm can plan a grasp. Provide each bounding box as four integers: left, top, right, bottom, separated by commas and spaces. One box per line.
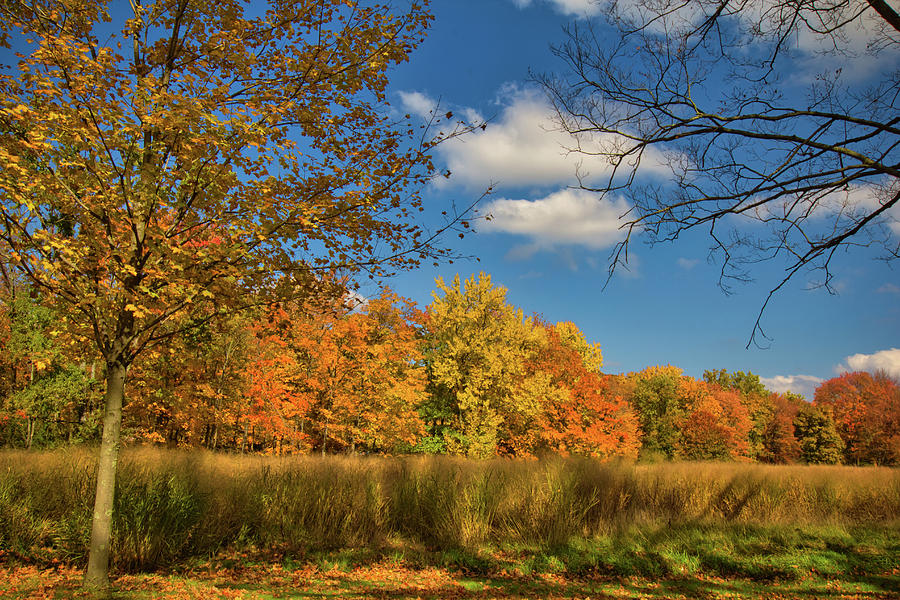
1, 447, 898, 571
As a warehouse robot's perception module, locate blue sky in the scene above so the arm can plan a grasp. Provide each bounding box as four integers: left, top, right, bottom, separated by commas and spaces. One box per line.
376, 0, 900, 399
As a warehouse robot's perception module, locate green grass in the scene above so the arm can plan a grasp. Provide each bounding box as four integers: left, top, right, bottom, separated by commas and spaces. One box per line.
265, 523, 897, 582
2, 526, 898, 599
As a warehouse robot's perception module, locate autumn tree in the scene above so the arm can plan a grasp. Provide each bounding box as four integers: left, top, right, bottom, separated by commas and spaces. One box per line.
678, 410, 732, 461
288, 288, 426, 455
0, 268, 27, 401
527, 321, 640, 458
677, 383, 752, 461
243, 306, 307, 453
126, 312, 249, 448
182, 314, 249, 450
704, 369, 773, 459
627, 365, 689, 459
0, 284, 100, 448
793, 404, 844, 465
627, 366, 752, 460
423, 273, 546, 458
343, 289, 427, 453
759, 392, 804, 464
422, 283, 637, 459
553, 320, 603, 374
541, 0, 900, 343
0, 0, 468, 588
815, 371, 900, 465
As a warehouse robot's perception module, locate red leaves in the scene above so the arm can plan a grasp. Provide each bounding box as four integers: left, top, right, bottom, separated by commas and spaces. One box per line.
815, 372, 900, 465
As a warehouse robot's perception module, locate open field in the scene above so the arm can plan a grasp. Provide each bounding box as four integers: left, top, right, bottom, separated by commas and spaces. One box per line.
1, 449, 898, 598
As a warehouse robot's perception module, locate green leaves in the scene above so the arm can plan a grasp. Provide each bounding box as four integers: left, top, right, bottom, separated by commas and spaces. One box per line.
794, 405, 845, 465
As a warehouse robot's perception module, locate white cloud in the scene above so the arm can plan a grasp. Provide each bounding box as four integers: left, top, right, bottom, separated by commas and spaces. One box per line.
462, 107, 485, 125
481, 188, 630, 250
759, 374, 824, 400
836, 348, 900, 378
817, 183, 899, 225
550, 0, 602, 17
344, 289, 370, 313
440, 92, 580, 188
397, 91, 438, 120
515, 0, 899, 76
789, 1, 900, 79
677, 257, 700, 270
610, 0, 897, 59
509, 0, 602, 18
877, 283, 900, 294
434, 87, 667, 189
761, 350, 900, 402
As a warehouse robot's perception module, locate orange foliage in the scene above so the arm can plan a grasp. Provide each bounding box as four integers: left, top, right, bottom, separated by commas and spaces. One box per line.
626, 365, 752, 460
526, 323, 641, 458
759, 393, 804, 464
123, 287, 427, 455
126, 314, 248, 449
815, 371, 900, 465
678, 384, 752, 461
244, 309, 309, 453
285, 288, 426, 454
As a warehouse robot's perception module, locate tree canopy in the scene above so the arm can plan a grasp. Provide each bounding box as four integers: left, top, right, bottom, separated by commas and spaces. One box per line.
0, 0, 469, 588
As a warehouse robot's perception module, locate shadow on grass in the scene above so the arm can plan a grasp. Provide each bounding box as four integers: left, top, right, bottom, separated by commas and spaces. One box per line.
2, 523, 897, 599
227, 523, 900, 585
179, 525, 900, 600
202, 569, 899, 600
2, 560, 898, 599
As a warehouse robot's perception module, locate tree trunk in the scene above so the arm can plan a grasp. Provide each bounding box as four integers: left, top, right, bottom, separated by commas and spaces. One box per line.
83, 360, 127, 590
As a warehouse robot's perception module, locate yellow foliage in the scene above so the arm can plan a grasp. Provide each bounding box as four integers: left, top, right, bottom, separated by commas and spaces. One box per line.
426, 273, 547, 457
554, 321, 603, 373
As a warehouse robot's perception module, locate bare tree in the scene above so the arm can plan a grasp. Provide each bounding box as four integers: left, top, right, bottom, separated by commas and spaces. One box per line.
539, 0, 900, 345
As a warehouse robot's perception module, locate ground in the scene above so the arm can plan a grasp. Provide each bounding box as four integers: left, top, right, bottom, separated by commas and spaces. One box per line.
3, 555, 898, 599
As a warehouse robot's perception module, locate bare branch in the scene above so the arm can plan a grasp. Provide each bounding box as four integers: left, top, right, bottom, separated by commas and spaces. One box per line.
540, 0, 900, 346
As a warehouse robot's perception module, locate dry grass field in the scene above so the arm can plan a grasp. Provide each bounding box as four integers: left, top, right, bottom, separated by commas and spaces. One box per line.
1, 448, 898, 598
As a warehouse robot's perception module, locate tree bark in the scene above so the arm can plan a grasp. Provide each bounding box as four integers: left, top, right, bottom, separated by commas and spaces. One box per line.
83, 360, 127, 590
867, 0, 900, 34
26, 418, 34, 449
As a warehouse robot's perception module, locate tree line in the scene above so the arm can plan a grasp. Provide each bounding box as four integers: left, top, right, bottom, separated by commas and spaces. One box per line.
2, 271, 897, 465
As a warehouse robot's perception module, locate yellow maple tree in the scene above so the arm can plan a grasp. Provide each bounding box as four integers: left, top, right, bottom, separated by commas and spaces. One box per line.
424, 273, 546, 458
0, 0, 461, 588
